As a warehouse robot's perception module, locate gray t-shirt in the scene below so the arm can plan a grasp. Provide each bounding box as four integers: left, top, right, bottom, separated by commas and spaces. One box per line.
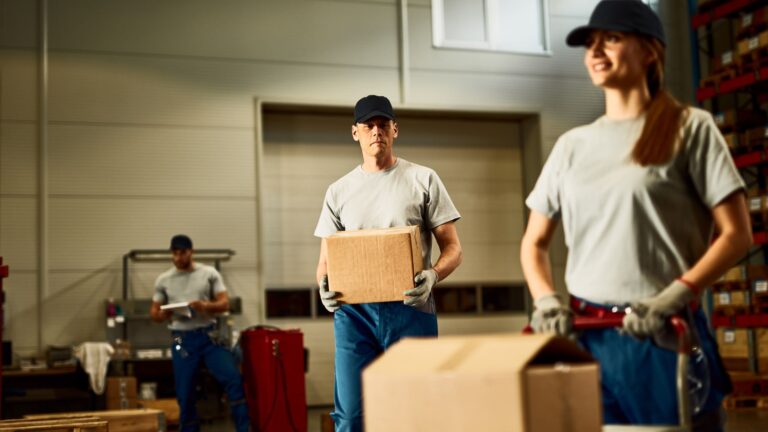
153, 262, 226, 330
526, 107, 745, 305
314, 158, 461, 313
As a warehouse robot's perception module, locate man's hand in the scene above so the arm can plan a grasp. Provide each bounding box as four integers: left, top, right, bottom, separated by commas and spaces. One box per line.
404, 269, 438, 307
318, 275, 340, 313
623, 279, 695, 348
188, 300, 208, 315
530, 293, 573, 337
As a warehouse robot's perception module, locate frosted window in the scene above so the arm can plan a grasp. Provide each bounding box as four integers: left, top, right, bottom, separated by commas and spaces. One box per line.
433, 0, 550, 55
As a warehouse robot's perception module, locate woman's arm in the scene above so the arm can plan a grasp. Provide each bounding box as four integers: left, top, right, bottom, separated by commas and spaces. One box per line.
680, 191, 752, 293
520, 210, 561, 300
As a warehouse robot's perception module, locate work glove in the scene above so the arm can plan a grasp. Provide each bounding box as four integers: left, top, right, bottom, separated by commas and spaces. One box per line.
318, 275, 340, 313
623, 279, 695, 350
404, 269, 438, 307
530, 293, 573, 337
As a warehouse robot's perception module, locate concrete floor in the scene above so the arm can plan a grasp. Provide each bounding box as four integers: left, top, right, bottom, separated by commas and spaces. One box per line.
200, 406, 767, 431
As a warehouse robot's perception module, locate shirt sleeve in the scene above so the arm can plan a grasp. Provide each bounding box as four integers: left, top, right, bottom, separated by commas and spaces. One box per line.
525, 137, 567, 219
426, 170, 461, 229
209, 268, 227, 295
152, 275, 167, 303
686, 111, 746, 208
314, 186, 344, 237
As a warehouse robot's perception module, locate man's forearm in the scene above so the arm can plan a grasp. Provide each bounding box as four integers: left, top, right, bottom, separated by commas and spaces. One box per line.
432, 243, 462, 282
204, 299, 229, 314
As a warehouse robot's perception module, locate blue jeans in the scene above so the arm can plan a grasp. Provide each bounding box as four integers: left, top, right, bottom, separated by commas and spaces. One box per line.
171, 327, 250, 432
579, 309, 730, 430
332, 302, 438, 432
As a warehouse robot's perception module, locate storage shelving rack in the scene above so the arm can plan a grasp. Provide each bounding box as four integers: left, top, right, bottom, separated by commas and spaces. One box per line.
690, 0, 768, 405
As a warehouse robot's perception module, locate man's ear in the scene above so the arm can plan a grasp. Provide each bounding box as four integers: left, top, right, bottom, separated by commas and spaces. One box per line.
392, 122, 399, 139
351, 124, 359, 142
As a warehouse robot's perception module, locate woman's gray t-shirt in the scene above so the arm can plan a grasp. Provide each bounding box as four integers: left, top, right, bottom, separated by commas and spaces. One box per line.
526, 107, 745, 305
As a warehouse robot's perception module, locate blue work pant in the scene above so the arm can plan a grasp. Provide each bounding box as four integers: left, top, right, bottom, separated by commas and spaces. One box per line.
332, 302, 438, 432
171, 327, 250, 432
579, 309, 729, 430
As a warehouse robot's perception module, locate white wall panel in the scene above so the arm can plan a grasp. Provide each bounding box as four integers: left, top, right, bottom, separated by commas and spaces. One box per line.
43, 270, 122, 345
1, 122, 37, 195
48, 198, 257, 270
49, 124, 255, 197
409, 70, 604, 139
0, 197, 37, 271
0, 0, 37, 48
438, 314, 528, 335
47, 53, 399, 127
547, 0, 601, 17
47, 0, 399, 67
0, 49, 37, 121
448, 242, 522, 281
2, 271, 39, 357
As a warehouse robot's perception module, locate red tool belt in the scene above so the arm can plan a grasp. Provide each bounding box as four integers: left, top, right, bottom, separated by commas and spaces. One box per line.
571, 297, 628, 319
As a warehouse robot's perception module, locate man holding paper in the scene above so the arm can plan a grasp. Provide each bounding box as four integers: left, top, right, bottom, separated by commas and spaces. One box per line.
150, 234, 250, 432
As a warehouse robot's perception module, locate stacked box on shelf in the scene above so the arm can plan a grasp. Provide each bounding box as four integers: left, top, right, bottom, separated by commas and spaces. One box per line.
751, 265, 768, 313
747, 190, 767, 231
694, 0, 768, 389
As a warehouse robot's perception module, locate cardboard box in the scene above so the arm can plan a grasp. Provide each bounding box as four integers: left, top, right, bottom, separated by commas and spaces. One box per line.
713, 290, 748, 307
363, 334, 601, 432
326, 226, 423, 304
717, 328, 749, 358
107, 377, 137, 400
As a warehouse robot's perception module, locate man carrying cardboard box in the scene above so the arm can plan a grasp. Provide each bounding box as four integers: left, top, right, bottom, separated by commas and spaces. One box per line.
314, 95, 463, 432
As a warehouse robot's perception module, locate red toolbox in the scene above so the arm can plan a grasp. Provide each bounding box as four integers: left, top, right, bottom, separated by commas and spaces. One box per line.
240, 326, 307, 432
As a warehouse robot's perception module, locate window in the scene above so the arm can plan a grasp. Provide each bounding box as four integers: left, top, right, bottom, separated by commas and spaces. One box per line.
432, 0, 550, 55
264, 284, 527, 318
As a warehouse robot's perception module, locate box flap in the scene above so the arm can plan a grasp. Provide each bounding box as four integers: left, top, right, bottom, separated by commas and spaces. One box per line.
365, 333, 574, 376
363, 333, 599, 432
328, 226, 417, 238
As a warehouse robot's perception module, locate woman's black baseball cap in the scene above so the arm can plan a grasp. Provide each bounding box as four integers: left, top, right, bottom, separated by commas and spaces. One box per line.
566, 0, 665, 47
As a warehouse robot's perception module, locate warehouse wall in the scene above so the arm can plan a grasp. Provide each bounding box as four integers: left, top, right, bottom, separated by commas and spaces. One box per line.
0, 0, 692, 404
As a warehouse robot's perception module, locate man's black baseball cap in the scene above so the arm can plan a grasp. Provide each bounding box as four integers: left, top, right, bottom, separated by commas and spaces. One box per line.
170, 234, 193, 250
566, 0, 665, 47
354, 95, 396, 124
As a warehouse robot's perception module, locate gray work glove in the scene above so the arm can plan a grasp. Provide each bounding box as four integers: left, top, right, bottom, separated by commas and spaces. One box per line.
404, 269, 438, 307
530, 293, 573, 337
318, 275, 340, 313
623, 279, 695, 350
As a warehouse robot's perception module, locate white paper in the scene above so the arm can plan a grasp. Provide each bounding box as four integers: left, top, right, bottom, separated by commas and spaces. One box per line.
161, 301, 192, 317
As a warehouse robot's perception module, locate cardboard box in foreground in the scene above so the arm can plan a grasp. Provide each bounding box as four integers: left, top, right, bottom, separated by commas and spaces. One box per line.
363, 333, 601, 432
326, 226, 423, 304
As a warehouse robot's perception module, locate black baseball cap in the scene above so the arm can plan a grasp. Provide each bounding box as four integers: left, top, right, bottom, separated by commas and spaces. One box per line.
566, 0, 665, 47
353, 95, 396, 124
170, 234, 193, 250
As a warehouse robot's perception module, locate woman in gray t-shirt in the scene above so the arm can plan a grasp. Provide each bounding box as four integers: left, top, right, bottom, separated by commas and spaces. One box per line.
521, 1, 750, 430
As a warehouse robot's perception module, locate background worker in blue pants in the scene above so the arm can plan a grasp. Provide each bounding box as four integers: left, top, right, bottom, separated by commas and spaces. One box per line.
150, 234, 250, 432
314, 95, 463, 432
520, 1, 752, 431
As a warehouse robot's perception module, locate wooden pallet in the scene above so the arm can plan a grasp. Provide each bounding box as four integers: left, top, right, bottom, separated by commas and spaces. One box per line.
0, 417, 108, 432
723, 395, 768, 410
25, 409, 165, 432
